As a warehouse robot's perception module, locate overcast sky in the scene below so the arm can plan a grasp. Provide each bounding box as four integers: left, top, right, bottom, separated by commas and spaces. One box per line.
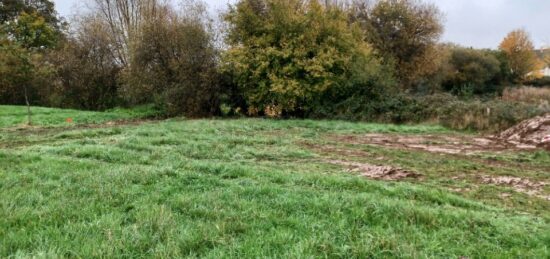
52, 0, 550, 49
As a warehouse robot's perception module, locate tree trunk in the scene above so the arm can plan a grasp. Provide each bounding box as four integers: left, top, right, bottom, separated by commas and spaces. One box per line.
24, 85, 32, 126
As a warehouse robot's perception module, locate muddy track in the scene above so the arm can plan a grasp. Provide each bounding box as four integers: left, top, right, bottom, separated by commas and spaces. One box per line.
329, 133, 540, 154
0, 119, 164, 149
1, 118, 160, 134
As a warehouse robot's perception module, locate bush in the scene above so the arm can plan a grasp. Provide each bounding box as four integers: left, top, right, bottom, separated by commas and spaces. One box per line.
310, 92, 549, 132
309, 93, 448, 123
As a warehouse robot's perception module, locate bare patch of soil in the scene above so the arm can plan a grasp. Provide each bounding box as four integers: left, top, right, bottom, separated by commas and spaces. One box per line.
331, 133, 524, 155
327, 160, 421, 180
480, 176, 549, 200
303, 142, 372, 158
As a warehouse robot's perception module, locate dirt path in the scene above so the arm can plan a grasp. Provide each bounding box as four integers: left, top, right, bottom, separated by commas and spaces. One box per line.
330, 133, 539, 155
1, 118, 161, 134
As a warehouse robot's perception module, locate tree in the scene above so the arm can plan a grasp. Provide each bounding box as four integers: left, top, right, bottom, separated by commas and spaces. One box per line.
442, 46, 501, 95
121, 2, 221, 116
0, 44, 28, 103
46, 15, 121, 110
351, 0, 443, 90
0, 11, 58, 124
499, 29, 542, 82
90, 0, 162, 66
0, 0, 60, 27
223, 0, 383, 116
0, 43, 55, 124
8, 11, 58, 49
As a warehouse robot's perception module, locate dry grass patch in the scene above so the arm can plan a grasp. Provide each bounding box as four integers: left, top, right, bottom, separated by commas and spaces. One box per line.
502, 86, 550, 108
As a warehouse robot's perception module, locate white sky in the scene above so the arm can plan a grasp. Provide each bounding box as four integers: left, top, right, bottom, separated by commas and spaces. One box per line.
53, 0, 550, 49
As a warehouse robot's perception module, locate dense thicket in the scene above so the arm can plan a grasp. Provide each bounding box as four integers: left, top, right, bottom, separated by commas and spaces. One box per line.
46, 15, 121, 110
0, 0, 222, 115
1, 0, 549, 129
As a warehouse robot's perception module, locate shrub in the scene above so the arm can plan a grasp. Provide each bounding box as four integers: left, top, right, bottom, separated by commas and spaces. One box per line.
310, 92, 549, 132
309, 93, 451, 124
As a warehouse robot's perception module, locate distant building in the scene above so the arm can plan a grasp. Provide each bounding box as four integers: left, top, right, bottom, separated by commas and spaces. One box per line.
539, 66, 550, 77
533, 48, 550, 77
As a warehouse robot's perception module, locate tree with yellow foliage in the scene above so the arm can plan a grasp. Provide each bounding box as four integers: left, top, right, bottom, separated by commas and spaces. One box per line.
499, 29, 543, 82
223, 0, 385, 116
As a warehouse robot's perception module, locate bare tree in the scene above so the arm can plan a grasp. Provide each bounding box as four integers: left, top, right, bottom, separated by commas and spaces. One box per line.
91, 0, 164, 66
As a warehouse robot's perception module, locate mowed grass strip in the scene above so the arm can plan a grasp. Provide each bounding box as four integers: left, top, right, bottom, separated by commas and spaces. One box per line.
0, 114, 549, 257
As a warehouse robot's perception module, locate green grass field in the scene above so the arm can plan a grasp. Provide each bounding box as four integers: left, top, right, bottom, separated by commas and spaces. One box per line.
1, 106, 549, 258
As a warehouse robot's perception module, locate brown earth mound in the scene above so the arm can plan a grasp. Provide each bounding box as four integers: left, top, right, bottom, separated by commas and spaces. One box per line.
496, 114, 550, 150
327, 160, 421, 180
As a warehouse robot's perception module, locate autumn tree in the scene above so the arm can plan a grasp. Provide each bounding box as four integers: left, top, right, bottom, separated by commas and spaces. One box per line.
47, 14, 121, 110
0, 11, 58, 124
90, 0, 163, 66
223, 0, 384, 116
0, 0, 61, 28
122, 1, 221, 116
8, 11, 58, 49
350, 0, 443, 90
499, 29, 542, 82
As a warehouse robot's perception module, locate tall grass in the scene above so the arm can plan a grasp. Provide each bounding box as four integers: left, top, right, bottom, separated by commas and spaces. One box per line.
502, 86, 550, 109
